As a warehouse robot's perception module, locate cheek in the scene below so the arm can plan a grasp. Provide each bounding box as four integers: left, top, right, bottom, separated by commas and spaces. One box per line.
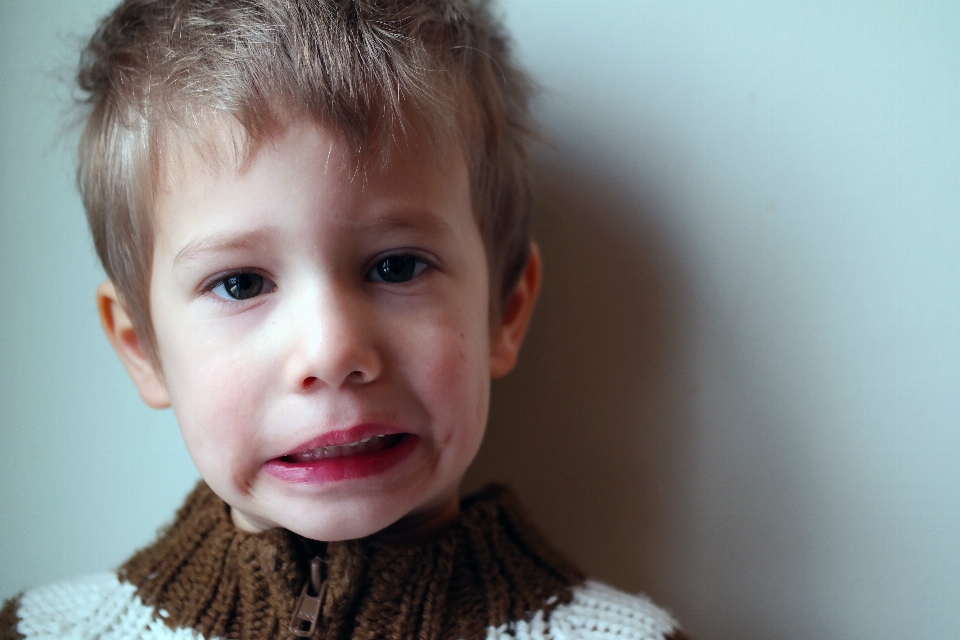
407, 309, 491, 447
160, 335, 269, 476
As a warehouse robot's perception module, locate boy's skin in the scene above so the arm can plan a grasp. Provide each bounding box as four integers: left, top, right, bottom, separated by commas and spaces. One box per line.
96, 117, 542, 543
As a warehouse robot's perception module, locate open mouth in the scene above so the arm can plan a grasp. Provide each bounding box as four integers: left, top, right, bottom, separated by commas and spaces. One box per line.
281, 433, 406, 463
265, 429, 418, 484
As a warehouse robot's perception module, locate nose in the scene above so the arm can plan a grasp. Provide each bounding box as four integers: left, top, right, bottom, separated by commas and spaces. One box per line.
283, 282, 383, 391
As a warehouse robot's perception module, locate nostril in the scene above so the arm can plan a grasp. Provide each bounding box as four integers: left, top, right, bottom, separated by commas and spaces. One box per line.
300, 372, 366, 389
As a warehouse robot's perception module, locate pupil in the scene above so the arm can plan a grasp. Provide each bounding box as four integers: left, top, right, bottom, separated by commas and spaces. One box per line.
226, 273, 263, 299
378, 256, 416, 282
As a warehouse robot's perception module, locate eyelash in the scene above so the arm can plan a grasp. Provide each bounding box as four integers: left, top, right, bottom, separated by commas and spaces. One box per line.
366, 253, 433, 284
203, 270, 276, 304
200, 252, 435, 303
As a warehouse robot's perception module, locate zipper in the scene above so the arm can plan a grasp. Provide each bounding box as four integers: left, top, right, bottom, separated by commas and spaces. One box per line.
289, 555, 327, 637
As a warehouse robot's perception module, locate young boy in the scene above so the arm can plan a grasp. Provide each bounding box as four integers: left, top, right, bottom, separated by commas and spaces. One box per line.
1, 1, 687, 638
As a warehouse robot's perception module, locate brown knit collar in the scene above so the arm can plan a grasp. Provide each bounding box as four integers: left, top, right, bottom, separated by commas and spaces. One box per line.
119, 482, 584, 640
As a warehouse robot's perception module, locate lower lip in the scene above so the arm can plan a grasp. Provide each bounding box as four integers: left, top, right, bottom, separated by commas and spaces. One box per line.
263, 434, 419, 484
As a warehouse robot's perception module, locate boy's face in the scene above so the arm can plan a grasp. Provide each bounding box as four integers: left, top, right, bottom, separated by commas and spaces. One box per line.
111, 119, 532, 541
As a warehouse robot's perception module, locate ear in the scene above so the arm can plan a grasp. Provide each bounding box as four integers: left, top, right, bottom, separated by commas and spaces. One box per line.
490, 243, 543, 379
97, 281, 170, 409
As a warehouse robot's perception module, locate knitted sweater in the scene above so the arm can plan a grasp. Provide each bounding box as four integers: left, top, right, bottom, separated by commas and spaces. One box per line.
0, 483, 687, 640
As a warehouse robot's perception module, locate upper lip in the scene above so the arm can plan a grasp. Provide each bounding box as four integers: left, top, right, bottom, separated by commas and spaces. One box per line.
276, 423, 408, 459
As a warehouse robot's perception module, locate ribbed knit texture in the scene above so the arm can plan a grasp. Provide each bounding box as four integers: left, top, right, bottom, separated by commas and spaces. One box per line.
117, 482, 584, 640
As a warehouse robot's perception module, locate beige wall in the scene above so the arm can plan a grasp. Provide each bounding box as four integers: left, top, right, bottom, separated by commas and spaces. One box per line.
3, 2, 960, 638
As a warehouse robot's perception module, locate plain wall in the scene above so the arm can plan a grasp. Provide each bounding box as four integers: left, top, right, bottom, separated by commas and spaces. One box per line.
2, 2, 959, 638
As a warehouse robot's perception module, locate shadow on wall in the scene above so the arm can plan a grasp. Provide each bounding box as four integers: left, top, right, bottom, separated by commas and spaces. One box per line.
462, 157, 697, 612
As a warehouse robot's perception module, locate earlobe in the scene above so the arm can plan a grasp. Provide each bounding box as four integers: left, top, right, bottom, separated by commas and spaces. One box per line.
490, 243, 542, 379
97, 281, 171, 409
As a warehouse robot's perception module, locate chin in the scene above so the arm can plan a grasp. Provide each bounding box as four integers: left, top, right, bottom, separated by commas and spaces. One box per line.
225, 461, 462, 541
269, 494, 415, 542
284, 516, 390, 542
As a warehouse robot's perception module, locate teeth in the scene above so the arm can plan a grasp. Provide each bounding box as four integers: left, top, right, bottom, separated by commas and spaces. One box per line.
285, 434, 400, 463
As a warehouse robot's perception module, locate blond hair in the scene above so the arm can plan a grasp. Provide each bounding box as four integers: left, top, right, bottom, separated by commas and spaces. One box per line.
77, 0, 536, 365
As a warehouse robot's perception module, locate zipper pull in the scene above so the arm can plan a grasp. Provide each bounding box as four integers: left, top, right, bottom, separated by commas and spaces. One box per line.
289, 556, 327, 638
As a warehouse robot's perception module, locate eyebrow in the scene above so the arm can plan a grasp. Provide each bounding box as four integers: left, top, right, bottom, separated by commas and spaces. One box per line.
172, 210, 452, 266
173, 228, 278, 266
353, 209, 453, 237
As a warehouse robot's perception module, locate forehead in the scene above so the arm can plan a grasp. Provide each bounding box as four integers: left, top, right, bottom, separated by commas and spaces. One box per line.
157, 113, 459, 191
153, 118, 477, 255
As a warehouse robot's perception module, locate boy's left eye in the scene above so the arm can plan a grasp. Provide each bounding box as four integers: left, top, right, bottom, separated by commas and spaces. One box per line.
368, 255, 428, 283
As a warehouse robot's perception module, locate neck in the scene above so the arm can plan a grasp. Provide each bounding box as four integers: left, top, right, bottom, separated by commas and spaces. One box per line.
376, 492, 461, 543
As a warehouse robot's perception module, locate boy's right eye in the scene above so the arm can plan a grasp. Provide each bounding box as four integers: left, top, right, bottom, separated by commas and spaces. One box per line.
210, 273, 273, 301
